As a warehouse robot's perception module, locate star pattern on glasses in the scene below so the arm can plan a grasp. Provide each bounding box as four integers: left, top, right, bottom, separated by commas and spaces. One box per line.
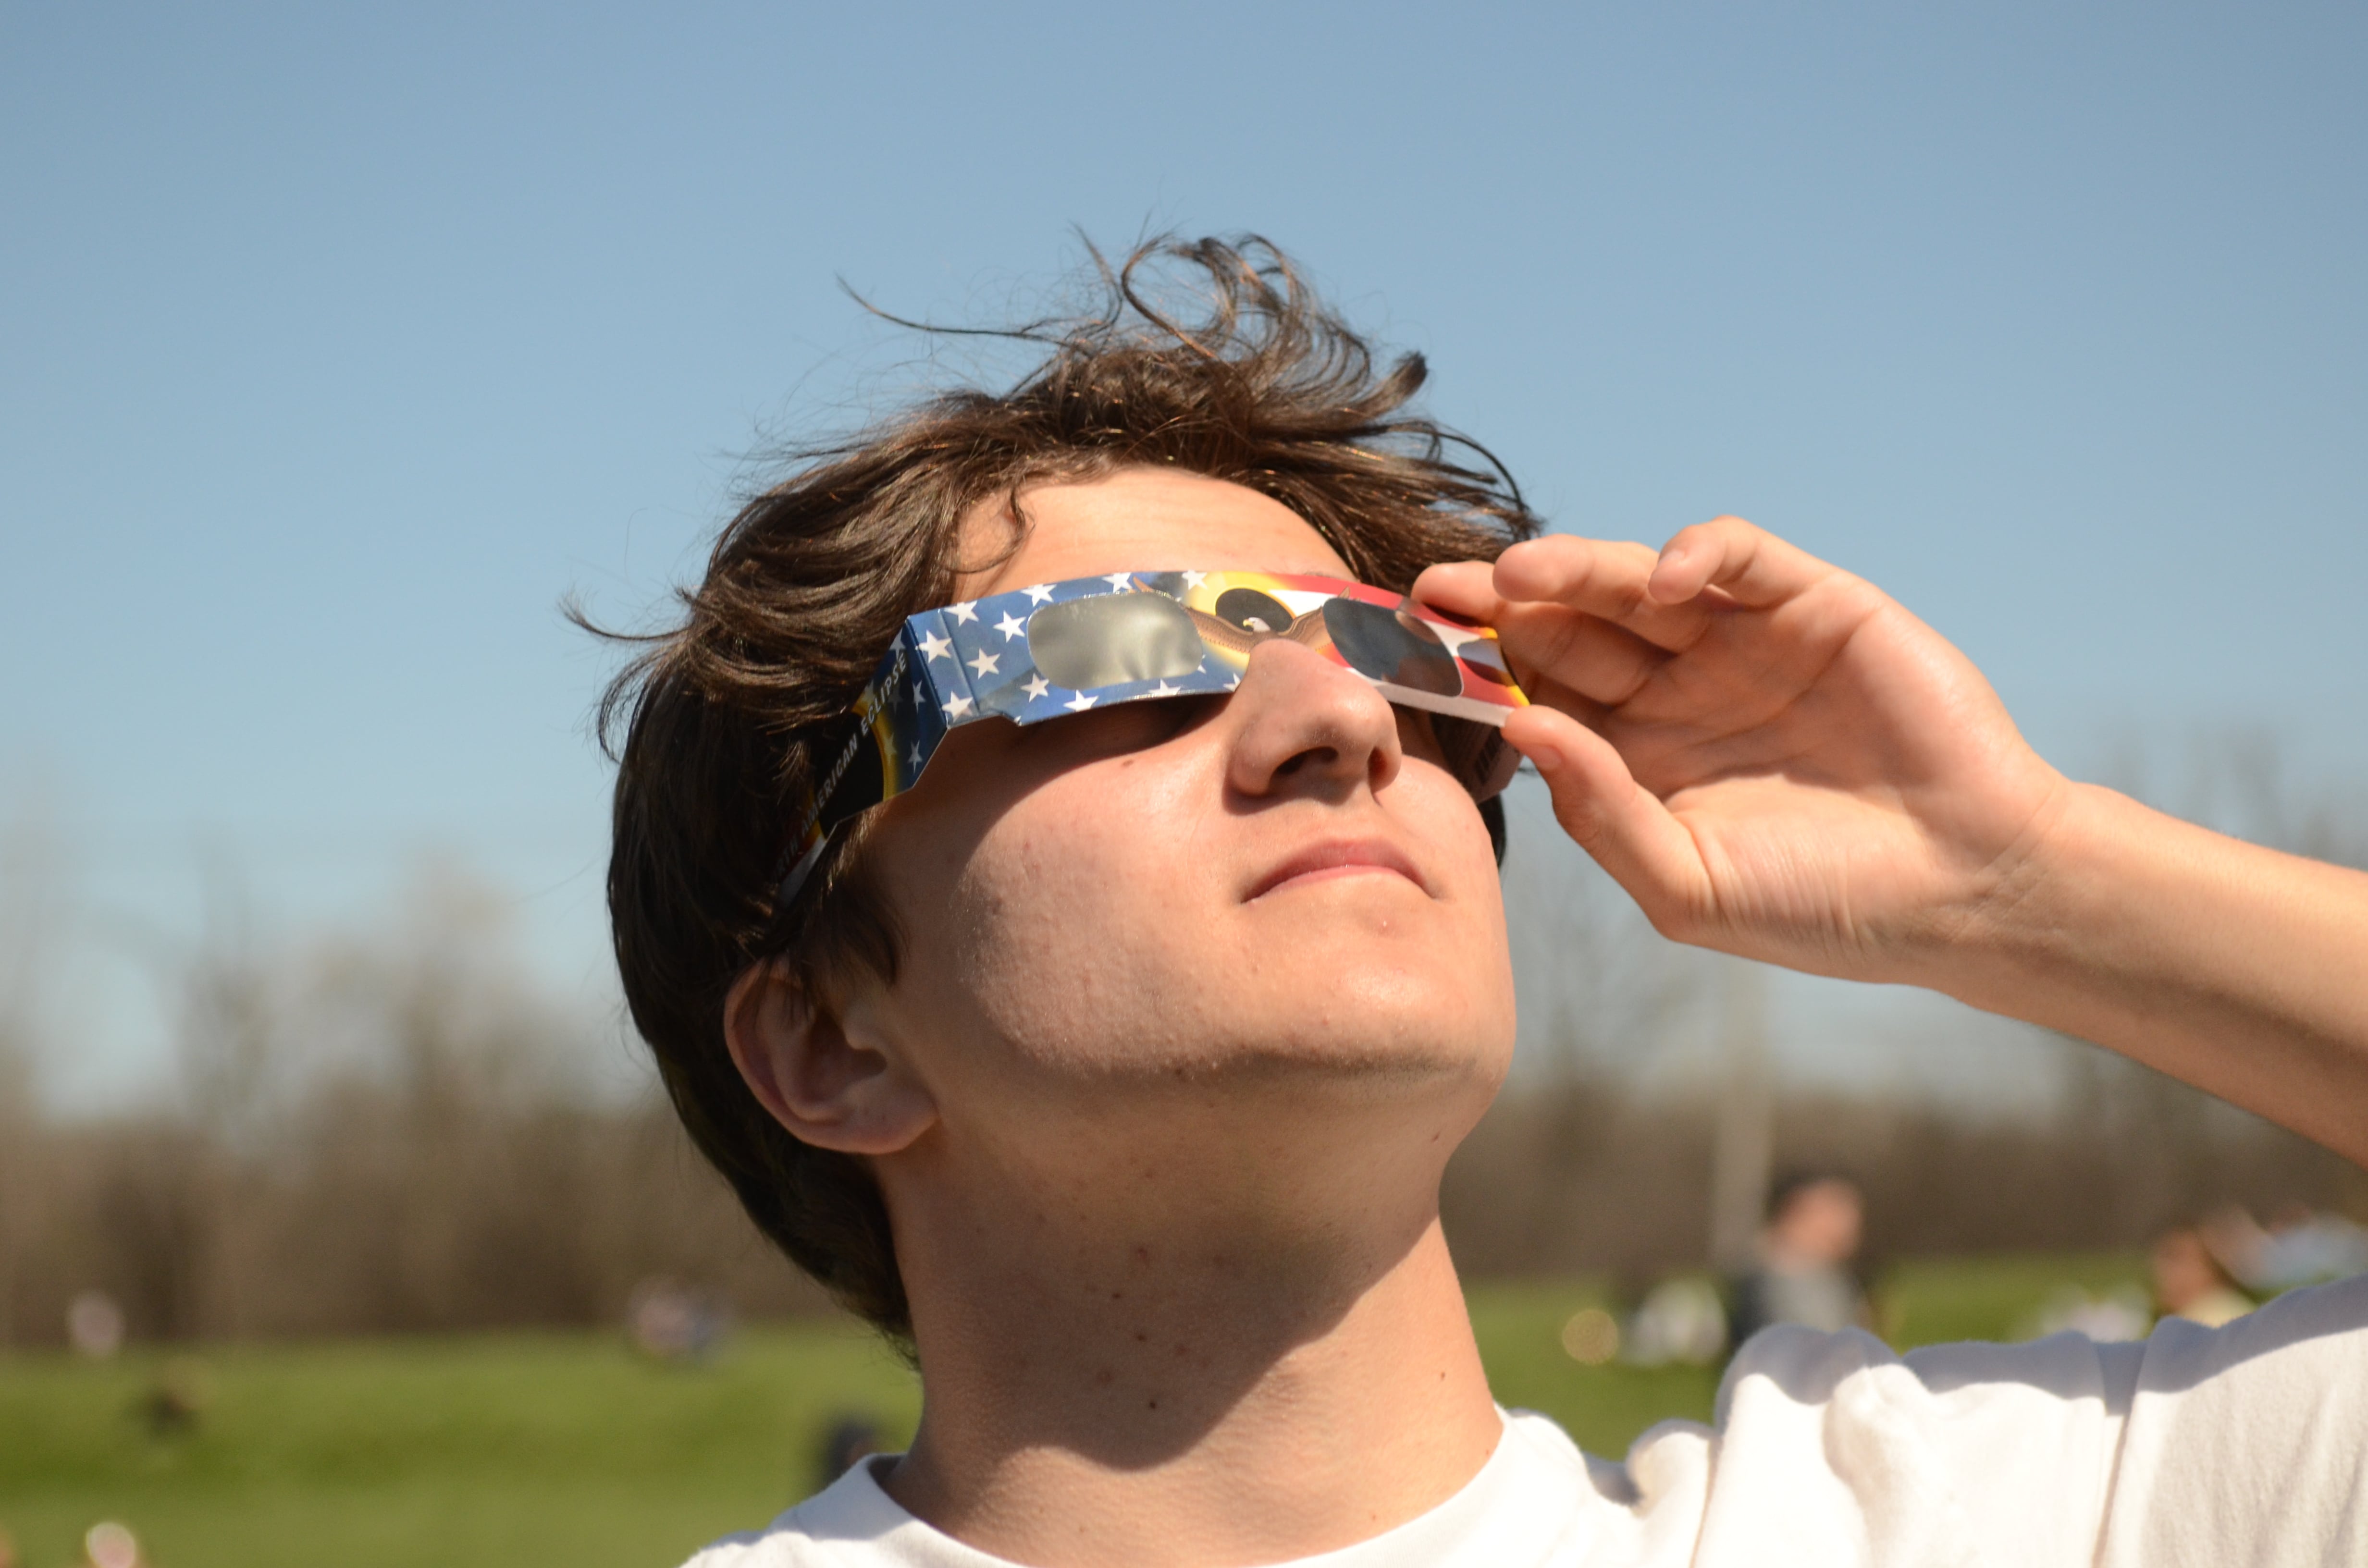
779, 571, 1528, 920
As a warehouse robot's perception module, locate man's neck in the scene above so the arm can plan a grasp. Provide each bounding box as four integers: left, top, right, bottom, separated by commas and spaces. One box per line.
880, 1167, 1502, 1568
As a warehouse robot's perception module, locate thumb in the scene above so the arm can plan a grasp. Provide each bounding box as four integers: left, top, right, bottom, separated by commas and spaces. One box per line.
1502, 706, 1710, 937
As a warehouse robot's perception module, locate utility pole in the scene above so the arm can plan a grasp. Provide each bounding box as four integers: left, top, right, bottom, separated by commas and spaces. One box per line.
1707, 958, 1775, 1272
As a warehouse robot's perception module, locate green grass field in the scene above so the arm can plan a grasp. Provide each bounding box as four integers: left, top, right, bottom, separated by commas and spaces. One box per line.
0, 1255, 2144, 1568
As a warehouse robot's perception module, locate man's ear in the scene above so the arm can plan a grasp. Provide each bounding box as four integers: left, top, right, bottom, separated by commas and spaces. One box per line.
722, 958, 937, 1156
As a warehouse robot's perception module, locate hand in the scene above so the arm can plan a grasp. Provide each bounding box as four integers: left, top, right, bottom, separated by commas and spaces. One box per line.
1416, 518, 2074, 986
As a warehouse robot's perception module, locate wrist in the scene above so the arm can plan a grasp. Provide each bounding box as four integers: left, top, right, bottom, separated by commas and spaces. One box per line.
1909, 777, 2124, 1016
1925, 779, 2238, 1040
1909, 774, 2368, 1167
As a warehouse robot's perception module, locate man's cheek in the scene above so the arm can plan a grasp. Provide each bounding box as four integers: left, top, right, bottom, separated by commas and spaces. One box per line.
964, 814, 1163, 973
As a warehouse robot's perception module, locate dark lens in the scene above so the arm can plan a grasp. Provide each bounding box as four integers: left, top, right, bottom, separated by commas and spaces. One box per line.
1027, 593, 1208, 688
1211, 588, 1295, 635
1320, 598, 1461, 697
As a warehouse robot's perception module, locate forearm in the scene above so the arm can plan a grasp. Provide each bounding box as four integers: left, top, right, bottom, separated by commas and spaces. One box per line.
1939, 782, 2368, 1166
1460, 522, 2368, 1164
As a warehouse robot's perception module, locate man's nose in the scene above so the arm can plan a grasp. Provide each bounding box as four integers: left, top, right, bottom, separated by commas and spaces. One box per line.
1222, 636, 1403, 802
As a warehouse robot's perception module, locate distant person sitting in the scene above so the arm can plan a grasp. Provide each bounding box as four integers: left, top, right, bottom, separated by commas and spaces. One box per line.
2205, 1201, 2368, 1293
1727, 1172, 1872, 1349
2152, 1222, 2254, 1328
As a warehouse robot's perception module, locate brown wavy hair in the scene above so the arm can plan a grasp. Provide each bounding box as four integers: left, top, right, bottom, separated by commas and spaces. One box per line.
590, 237, 1542, 1343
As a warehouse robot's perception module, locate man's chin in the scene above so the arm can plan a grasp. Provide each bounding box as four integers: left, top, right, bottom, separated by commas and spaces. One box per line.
1112, 1023, 1508, 1105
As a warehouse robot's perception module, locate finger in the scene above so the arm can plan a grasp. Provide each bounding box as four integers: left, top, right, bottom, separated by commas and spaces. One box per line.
1501, 705, 1710, 937
1489, 605, 1666, 706
1410, 560, 1502, 624
1490, 536, 1712, 652
1416, 560, 1663, 710
1647, 515, 1839, 609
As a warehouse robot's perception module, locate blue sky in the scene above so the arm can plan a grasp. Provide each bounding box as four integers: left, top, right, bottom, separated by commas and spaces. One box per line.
4, 2, 2363, 1107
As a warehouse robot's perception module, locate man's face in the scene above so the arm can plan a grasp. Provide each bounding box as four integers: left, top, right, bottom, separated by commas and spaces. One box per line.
853, 467, 1517, 1173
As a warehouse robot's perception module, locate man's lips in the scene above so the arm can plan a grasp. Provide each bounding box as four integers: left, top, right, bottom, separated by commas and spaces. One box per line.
1244, 838, 1429, 902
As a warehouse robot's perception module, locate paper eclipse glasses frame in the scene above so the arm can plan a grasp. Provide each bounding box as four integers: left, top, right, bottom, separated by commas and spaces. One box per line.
776, 570, 1531, 905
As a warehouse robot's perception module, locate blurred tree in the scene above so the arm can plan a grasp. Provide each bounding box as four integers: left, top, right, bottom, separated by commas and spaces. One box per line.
0, 786, 66, 1348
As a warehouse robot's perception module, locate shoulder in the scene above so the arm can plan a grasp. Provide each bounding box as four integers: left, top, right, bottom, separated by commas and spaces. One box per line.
678, 1506, 843, 1568
679, 1530, 789, 1568
1674, 1273, 2368, 1564
677, 1456, 947, 1568
2099, 1273, 2368, 1563
1498, 1406, 1652, 1510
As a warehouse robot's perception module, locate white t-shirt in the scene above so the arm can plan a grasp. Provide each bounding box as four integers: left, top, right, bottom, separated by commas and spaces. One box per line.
686, 1273, 2368, 1568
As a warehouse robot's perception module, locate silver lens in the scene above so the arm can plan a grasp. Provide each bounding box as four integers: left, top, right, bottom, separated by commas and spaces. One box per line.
1027, 592, 1209, 689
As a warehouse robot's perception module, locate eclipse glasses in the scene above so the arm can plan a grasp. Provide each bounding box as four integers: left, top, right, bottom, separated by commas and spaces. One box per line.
777, 570, 1530, 905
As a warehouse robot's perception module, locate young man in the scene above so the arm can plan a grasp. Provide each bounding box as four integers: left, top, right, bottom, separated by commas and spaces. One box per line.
601, 240, 2368, 1567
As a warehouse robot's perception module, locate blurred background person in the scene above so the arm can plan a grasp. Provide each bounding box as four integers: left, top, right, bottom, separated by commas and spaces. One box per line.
79, 1522, 141, 1568
2204, 1202, 2368, 1295
2152, 1221, 2254, 1328
64, 1290, 124, 1360
626, 1277, 728, 1364
1624, 1276, 1729, 1367
1727, 1171, 1871, 1349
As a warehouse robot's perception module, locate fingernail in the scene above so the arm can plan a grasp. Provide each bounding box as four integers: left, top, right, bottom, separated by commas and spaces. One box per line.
1524, 741, 1564, 773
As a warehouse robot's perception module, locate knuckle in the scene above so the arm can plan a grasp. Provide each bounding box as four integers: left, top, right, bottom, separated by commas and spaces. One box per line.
1552, 795, 1610, 850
